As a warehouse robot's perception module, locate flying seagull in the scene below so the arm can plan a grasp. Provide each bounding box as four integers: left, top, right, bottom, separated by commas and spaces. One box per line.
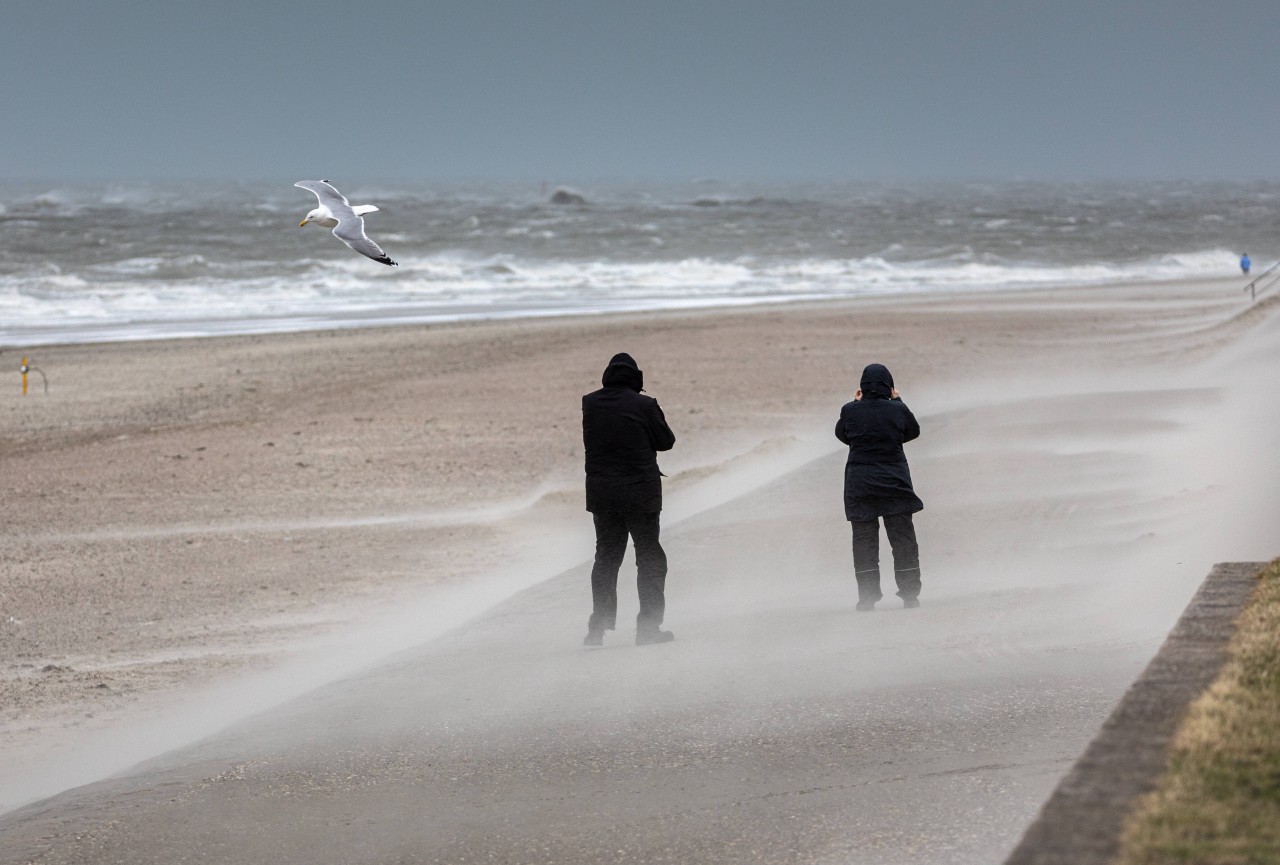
295, 179, 398, 266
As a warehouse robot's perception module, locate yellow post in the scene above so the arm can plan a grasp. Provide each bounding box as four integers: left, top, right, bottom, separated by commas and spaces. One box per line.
20, 356, 28, 396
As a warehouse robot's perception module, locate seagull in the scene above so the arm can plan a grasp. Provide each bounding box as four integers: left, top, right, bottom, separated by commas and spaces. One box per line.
295, 179, 398, 266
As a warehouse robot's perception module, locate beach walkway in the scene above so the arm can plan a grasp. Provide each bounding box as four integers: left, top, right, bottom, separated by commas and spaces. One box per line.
2, 281, 1278, 863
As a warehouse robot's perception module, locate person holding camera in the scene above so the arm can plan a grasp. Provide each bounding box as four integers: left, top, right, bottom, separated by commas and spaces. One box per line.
582, 352, 677, 646
835, 362, 924, 611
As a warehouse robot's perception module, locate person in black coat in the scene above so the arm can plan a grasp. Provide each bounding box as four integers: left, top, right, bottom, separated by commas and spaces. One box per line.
835, 363, 924, 611
582, 353, 677, 646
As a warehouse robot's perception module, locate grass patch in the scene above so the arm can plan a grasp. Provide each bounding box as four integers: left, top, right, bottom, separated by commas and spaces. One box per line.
1115, 558, 1280, 865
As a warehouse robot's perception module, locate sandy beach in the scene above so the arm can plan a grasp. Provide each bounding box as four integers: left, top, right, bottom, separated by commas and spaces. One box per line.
3, 278, 1280, 861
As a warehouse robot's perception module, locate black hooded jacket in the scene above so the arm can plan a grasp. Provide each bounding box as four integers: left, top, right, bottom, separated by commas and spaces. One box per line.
834, 363, 923, 521
582, 353, 676, 513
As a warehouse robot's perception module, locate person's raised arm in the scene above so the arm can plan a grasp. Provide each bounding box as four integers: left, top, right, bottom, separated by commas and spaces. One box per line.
648, 401, 676, 452
901, 404, 920, 443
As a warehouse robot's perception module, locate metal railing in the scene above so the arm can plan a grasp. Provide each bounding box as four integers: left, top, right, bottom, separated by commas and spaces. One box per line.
1242, 259, 1280, 301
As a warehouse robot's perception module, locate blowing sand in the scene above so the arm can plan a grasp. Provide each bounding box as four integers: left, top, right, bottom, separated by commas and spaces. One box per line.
2, 277, 1279, 831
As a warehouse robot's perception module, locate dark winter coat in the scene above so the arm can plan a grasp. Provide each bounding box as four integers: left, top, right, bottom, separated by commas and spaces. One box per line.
834, 363, 924, 522
582, 353, 676, 513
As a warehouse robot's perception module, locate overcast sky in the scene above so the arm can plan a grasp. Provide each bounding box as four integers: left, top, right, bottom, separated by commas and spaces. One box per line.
2, 1, 1276, 181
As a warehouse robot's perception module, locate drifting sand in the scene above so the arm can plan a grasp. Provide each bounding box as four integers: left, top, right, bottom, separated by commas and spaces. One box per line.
2, 278, 1279, 861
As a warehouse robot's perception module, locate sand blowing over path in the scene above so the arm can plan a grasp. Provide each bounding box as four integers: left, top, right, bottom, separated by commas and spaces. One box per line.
2, 279, 1278, 863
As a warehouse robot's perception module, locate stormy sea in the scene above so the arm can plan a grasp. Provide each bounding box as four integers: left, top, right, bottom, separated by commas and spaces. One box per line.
0, 178, 1272, 347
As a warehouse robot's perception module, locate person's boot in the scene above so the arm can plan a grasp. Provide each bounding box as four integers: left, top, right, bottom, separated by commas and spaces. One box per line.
855, 570, 882, 613
636, 624, 674, 645
585, 612, 614, 647
902, 597, 920, 609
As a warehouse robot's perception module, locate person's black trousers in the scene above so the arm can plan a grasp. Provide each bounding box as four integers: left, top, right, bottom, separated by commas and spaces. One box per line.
850, 513, 921, 603
588, 510, 667, 633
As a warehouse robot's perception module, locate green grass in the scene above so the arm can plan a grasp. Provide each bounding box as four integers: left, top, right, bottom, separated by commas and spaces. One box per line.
1115, 558, 1280, 865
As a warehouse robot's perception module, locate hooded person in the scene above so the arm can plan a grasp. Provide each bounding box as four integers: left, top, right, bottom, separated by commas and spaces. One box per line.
834, 363, 924, 610
581, 353, 677, 646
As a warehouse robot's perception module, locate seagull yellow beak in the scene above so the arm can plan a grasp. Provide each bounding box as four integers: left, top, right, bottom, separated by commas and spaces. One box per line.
299, 218, 309, 227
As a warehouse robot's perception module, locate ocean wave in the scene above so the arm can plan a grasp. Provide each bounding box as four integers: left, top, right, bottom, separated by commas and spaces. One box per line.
89, 255, 214, 279
3, 176, 1271, 349
0, 247, 1250, 347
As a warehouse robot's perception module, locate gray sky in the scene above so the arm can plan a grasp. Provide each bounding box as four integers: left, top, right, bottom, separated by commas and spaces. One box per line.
2, 1, 1276, 181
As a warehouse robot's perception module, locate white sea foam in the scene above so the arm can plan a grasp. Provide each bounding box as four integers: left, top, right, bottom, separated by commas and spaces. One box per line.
1, 178, 1270, 347
0, 247, 1249, 348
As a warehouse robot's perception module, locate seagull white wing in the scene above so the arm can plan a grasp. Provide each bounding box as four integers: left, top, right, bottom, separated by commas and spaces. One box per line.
295, 180, 398, 266
294, 179, 355, 219
333, 217, 398, 266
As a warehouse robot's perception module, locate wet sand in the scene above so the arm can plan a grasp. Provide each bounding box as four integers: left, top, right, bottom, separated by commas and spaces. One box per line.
3, 279, 1280, 861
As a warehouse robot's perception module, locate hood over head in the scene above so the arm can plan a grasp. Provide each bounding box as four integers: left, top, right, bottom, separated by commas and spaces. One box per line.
602, 352, 644, 392
859, 363, 894, 399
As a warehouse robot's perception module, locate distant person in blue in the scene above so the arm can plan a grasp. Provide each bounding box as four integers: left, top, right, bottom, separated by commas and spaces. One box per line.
835, 363, 923, 611
1241, 253, 1251, 274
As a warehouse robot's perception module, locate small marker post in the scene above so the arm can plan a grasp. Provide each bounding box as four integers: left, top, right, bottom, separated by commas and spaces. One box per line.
19, 357, 47, 395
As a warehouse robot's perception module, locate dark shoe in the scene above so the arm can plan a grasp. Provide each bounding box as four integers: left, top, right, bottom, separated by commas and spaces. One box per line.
855, 601, 876, 612
583, 631, 604, 647
635, 629, 675, 646
903, 597, 920, 609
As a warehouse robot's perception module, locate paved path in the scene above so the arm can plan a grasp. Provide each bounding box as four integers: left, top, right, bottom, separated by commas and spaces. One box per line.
4, 365, 1276, 864
1004, 561, 1264, 865
0, 462, 1173, 864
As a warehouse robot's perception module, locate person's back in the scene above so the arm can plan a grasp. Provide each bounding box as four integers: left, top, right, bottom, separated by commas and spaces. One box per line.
837, 385, 921, 520
581, 353, 676, 646
834, 363, 924, 611
582, 369, 672, 513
